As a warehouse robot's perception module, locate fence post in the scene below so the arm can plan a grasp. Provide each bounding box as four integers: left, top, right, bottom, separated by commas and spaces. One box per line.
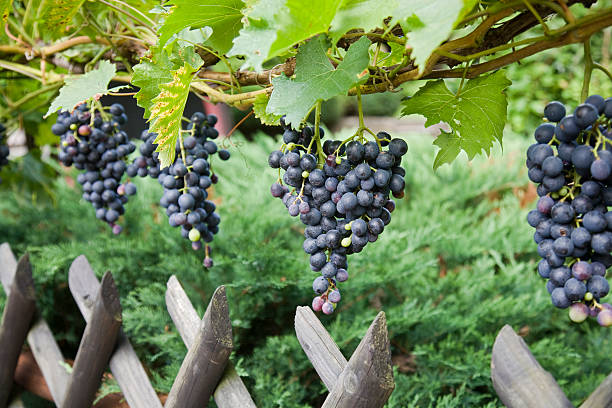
320, 311, 395, 408
580, 373, 612, 408
60, 271, 122, 408
0, 254, 37, 408
491, 324, 573, 408
165, 275, 257, 408
164, 285, 233, 408
294, 306, 347, 391
68, 255, 163, 408
0, 243, 69, 406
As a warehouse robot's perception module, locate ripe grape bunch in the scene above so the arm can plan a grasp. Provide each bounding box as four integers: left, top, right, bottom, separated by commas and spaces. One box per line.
0, 124, 9, 184
526, 95, 612, 326
53, 103, 137, 234
269, 118, 407, 314
127, 112, 230, 267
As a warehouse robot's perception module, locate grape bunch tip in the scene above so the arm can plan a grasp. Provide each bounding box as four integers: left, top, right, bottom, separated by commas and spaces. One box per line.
269, 116, 407, 314
527, 95, 612, 326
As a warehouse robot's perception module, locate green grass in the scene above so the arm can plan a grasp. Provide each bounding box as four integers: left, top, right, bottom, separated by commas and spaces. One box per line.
1, 132, 611, 407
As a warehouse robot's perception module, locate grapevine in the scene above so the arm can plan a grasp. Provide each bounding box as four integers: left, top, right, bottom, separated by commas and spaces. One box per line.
526, 96, 612, 326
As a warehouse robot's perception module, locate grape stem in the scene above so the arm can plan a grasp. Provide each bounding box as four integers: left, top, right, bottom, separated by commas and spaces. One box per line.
581, 36, 593, 102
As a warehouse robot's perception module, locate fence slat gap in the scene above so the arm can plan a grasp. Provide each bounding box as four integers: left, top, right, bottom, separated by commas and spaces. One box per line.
165, 276, 257, 408
0, 254, 37, 408
491, 324, 573, 408
294, 306, 347, 391
0, 244, 69, 406
68, 255, 163, 408
61, 271, 122, 408
321, 311, 395, 408
165, 285, 233, 408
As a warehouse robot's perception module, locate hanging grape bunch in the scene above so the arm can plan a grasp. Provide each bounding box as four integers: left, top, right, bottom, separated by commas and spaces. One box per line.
0, 124, 9, 184
127, 112, 229, 267
526, 95, 612, 326
269, 117, 407, 314
53, 103, 137, 234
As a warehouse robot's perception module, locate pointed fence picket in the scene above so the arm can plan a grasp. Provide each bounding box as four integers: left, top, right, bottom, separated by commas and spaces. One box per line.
0, 243, 396, 408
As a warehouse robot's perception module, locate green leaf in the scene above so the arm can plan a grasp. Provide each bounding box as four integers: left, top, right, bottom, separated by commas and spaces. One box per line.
228, 0, 342, 71
329, 0, 388, 44
0, 0, 12, 23
158, 0, 244, 54
401, 70, 511, 169
330, 0, 477, 73
45, 60, 116, 118
267, 35, 370, 128
398, 0, 467, 73
227, 0, 284, 71
132, 45, 202, 118
149, 61, 203, 168
253, 94, 281, 126
39, 0, 87, 37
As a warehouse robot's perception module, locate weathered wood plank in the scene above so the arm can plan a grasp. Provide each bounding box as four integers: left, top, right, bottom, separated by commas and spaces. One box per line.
580, 372, 612, 408
68, 255, 163, 408
61, 272, 122, 408
164, 285, 233, 408
165, 276, 257, 408
0, 254, 37, 408
0, 243, 68, 407
321, 311, 395, 408
0, 243, 17, 292
491, 324, 573, 408
294, 306, 347, 391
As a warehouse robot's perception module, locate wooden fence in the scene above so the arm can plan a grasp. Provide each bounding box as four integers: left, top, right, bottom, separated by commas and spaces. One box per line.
5, 241, 612, 407
0, 243, 395, 408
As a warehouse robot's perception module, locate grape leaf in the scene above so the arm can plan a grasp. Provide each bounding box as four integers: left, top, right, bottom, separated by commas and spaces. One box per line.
401, 70, 511, 169
45, 60, 116, 118
253, 94, 281, 126
132, 45, 202, 118
1, 0, 12, 22
227, 0, 284, 71
397, 0, 467, 73
267, 36, 370, 128
39, 0, 87, 37
330, 0, 477, 73
228, 0, 342, 71
158, 0, 244, 54
149, 61, 203, 168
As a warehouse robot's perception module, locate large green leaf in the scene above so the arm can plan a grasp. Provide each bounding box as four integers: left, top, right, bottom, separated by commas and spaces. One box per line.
330, 0, 477, 73
45, 60, 116, 118
398, 0, 469, 73
329, 0, 388, 43
228, 0, 342, 71
401, 70, 512, 169
39, 0, 87, 37
158, 0, 244, 54
149, 60, 203, 168
267, 36, 370, 128
132, 45, 202, 118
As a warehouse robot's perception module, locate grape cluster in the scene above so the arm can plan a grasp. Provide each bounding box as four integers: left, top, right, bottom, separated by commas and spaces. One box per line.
127, 112, 229, 267
526, 95, 612, 326
0, 124, 8, 183
53, 103, 137, 234
269, 119, 407, 314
